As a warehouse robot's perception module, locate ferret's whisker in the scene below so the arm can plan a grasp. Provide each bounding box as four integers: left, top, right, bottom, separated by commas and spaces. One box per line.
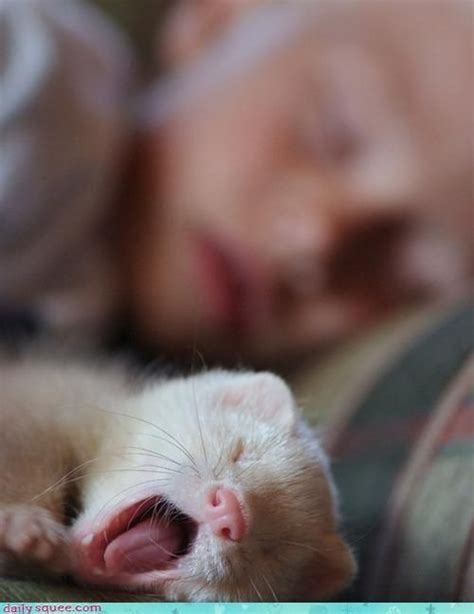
124, 444, 200, 478
93, 478, 173, 526
234, 459, 262, 479
151, 497, 171, 529
94, 467, 177, 476
212, 440, 228, 479
30, 456, 103, 503
137, 417, 201, 474
190, 376, 210, 475
32, 470, 171, 505
217, 431, 242, 479
148, 535, 177, 559
233, 432, 283, 480
259, 570, 278, 602
143, 431, 200, 476
126, 497, 156, 531
135, 429, 200, 474
212, 420, 231, 479
127, 463, 184, 475
277, 539, 327, 555
119, 445, 182, 466
160, 499, 182, 527
211, 398, 237, 480
87, 403, 200, 475
31, 438, 191, 506
130, 454, 195, 478
118, 451, 198, 476
189, 346, 211, 475
193, 346, 209, 373
249, 575, 264, 602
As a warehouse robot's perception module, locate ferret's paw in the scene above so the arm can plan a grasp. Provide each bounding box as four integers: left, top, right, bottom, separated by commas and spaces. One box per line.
0, 505, 71, 574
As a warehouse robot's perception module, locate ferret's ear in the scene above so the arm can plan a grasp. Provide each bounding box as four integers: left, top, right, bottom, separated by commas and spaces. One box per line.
297, 533, 357, 600
217, 372, 297, 428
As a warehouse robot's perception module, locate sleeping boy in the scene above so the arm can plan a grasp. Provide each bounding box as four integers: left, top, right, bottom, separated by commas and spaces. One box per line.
1, 0, 472, 365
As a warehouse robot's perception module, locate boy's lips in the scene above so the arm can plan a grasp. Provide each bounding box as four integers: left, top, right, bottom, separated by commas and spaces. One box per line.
192, 233, 270, 333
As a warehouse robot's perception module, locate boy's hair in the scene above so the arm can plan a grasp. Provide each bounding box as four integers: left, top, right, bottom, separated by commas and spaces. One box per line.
134, 3, 318, 127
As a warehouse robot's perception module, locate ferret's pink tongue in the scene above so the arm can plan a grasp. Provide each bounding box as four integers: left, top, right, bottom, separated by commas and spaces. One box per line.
104, 519, 182, 574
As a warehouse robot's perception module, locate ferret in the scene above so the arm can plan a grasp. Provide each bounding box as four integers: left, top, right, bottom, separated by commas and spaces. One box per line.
0, 354, 355, 601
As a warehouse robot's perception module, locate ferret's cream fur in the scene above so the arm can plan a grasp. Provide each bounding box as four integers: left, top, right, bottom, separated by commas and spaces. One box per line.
0, 354, 355, 600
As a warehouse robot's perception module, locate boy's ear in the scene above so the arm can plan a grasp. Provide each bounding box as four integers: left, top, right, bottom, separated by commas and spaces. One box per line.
297, 533, 357, 600
160, 0, 242, 66
215, 372, 297, 428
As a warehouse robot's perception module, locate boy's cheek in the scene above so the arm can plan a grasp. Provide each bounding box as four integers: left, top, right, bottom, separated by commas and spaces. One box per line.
161, 117, 287, 237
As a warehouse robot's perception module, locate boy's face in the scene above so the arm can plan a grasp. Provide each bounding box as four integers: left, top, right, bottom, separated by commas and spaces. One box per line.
125, 19, 460, 364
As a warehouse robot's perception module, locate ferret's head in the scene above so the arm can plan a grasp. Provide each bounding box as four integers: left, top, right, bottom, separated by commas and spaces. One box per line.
72, 371, 355, 600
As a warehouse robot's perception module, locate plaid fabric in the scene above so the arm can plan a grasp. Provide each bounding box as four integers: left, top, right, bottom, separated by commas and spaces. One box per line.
326, 300, 474, 601
370, 382, 474, 599
0, 579, 145, 603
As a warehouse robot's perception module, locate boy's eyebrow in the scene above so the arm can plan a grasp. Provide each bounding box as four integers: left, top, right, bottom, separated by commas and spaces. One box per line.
133, 3, 318, 127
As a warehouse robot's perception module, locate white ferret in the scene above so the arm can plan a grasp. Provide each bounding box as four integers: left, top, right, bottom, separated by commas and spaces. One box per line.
0, 354, 355, 601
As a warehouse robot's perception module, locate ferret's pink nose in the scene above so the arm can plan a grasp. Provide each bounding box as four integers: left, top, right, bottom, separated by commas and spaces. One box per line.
204, 488, 247, 541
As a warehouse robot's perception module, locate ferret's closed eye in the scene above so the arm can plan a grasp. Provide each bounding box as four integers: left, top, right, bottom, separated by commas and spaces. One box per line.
231, 440, 244, 463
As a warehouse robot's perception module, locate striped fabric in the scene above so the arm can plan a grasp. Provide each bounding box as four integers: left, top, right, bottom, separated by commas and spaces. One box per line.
325, 301, 473, 601
368, 378, 473, 599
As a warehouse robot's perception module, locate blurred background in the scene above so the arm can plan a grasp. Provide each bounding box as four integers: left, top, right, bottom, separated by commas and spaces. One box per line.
0, 0, 472, 370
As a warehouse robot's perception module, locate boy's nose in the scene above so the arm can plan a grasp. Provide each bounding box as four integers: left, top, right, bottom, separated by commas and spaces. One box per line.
204, 487, 247, 541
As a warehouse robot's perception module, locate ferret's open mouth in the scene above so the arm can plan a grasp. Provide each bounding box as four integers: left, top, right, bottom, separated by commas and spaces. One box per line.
80, 497, 198, 577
